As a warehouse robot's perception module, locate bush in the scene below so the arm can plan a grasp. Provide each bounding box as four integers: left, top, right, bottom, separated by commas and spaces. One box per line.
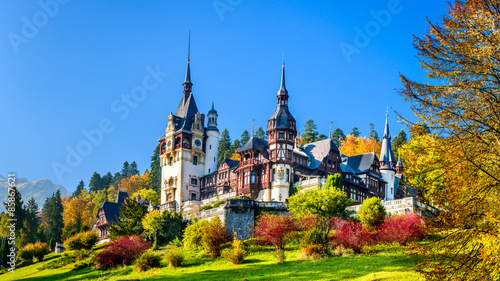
212, 200, 226, 208
332, 220, 373, 254
73, 249, 91, 261
293, 215, 321, 231
356, 197, 387, 228
95, 235, 150, 269
64, 231, 99, 250
134, 251, 162, 272
183, 219, 208, 250
300, 244, 326, 259
18, 242, 51, 262
199, 204, 213, 211
254, 214, 296, 250
378, 212, 426, 245
300, 228, 330, 250
223, 238, 247, 265
201, 217, 231, 259
165, 247, 184, 267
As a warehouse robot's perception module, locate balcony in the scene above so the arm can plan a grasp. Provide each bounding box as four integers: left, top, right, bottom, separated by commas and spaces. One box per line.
159, 201, 177, 213
175, 143, 192, 150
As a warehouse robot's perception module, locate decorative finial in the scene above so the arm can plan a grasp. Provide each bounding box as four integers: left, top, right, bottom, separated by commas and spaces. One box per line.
398, 149, 401, 161
386, 105, 389, 118
188, 30, 191, 62
329, 119, 332, 139
212, 99, 214, 109
252, 116, 255, 137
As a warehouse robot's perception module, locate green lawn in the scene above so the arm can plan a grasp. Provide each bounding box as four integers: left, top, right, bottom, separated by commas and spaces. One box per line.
1, 245, 423, 281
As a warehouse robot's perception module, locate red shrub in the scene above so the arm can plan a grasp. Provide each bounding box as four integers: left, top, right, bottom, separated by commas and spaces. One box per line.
378, 212, 426, 245
254, 214, 296, 250
293, 215, 320, 231
332, 220, 373, 254
95, 235, 150, 269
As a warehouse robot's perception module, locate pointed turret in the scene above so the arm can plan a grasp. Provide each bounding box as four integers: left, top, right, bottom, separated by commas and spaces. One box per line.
277, 57, 288, 99
183, 31, 193, 94
380, 108, 396, 170
396, 149, 404, 174
269, 57, 295, 131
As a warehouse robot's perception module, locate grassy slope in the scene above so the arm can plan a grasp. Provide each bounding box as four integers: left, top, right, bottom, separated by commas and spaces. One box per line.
1, 245, 423, 281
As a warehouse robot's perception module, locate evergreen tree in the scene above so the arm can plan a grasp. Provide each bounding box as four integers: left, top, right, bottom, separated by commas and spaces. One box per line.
255, 126, 267, 141
101, 172, 113, 190
369, 123, 380, 141
89, 172, 102, 193
1, 237, 9, 267
302, 119, 319, 144
217, 128, 232, 164
350, 127, 361, 137
108, 198, 148, 237
392, 129, 408, 153
24, 197, 39, 244
317, 133, 327, 141
3, 186, 25, 247
229, 139, 241, 155
121, 161, 130, 178
129, 161, 140, 176
240, 130, 250, 145
42, 190, 64, 243
331, 128, 346, 148
71, 180, 85, 198
149, 144, 161, 194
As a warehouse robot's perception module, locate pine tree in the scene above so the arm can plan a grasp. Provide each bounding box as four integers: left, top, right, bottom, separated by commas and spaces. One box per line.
71, 180, 85, 198
229, 139, 241, 155
331, 128, 346, 148
392, 129, 408, 153
240, 130, 250, 145
42, 190, 64, 243
369, 123, 379, 141
89, 172, 102, 193
149, 144, 161, 194
101, 172, 113, 190
217, 128, 232, 164
3, 186, 25, 247
24, 197, 39, 244
350, 127, 361, 137
317, 133, 327, 141
1, 237, 9, 267
302, 119, 319, 144
121, 161, 130, 178
255, 126, 267, 141
129, 161, 140, 176
108, 198, 148, 237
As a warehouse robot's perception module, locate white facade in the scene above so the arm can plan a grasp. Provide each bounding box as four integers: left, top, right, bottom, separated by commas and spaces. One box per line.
381, 169, 395, 201
270, 163, 291, 202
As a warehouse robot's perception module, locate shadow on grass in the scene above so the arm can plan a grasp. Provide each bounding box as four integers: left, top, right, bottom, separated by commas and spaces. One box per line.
14, 266, 134, 281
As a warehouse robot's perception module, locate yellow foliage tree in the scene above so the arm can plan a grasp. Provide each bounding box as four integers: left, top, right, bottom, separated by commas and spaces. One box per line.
399, 1, 500, 278
119, 170, 150, 195
132, 189, 159, 206
62, 197, 95, 240
340, 135, 381, 157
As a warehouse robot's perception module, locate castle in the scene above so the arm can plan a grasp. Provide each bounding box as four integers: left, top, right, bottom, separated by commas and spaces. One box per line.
158, 50, 405, 215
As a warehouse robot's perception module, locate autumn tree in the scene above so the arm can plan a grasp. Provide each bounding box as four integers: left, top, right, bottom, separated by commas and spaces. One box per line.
399, 1, 500, 278
119, 170, 150, 195
133, 189, 159, 205
62, 197, 95, 239
341, 135, 381, 157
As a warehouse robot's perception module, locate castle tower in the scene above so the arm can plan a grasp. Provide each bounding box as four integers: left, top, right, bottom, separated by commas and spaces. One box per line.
266, 58, 296, 202
396, 149, 404, 175
205, 101, 219, 175
379, 109, 396, 201
159, 36, 205, 214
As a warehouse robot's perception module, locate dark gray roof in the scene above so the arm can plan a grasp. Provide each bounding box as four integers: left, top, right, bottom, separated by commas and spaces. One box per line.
138, 198, 149, 206
238, 137, 269, 158
269, 105, 295, 129
175, 92, 199, 131
344, 152, 378, 174
278, 60, 288, 97
116, 191, 129, 204
302, 139, 339, 169
98, 201, 121, 223
223, 159, 240, 169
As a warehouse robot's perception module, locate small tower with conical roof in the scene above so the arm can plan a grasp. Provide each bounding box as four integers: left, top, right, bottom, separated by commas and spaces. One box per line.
266, 57, 297, 202
205, 101, 219, 175
396, 149, 404, 175
379, 108, 397, 201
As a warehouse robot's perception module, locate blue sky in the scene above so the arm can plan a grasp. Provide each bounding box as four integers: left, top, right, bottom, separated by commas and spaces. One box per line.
0, 0, 449, 192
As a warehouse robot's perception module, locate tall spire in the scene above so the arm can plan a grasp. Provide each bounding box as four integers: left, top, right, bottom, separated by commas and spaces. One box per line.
380, 107, 396, 170
278, 53, 288, 97
183, 31, 192, 93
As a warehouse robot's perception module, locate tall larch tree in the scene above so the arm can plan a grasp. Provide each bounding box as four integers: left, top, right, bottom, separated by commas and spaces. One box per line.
149, 143, 161, 194
129, 161, 140, 176
399, 1, 500, 278
42, 190, 64, 243
350, 127, 361, 137
89, 172, 102, 193
217, 128, 232, 164
240, 130, 250, 145
331, 128, 346, 148
301, 119, 320, 144
369, 123, 379, 141
71, 180, 85, 199
255, 126, 267, 141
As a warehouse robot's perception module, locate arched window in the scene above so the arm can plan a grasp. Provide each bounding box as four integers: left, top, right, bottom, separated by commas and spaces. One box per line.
167, 193, 173, 202
251, 171, 256, 184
